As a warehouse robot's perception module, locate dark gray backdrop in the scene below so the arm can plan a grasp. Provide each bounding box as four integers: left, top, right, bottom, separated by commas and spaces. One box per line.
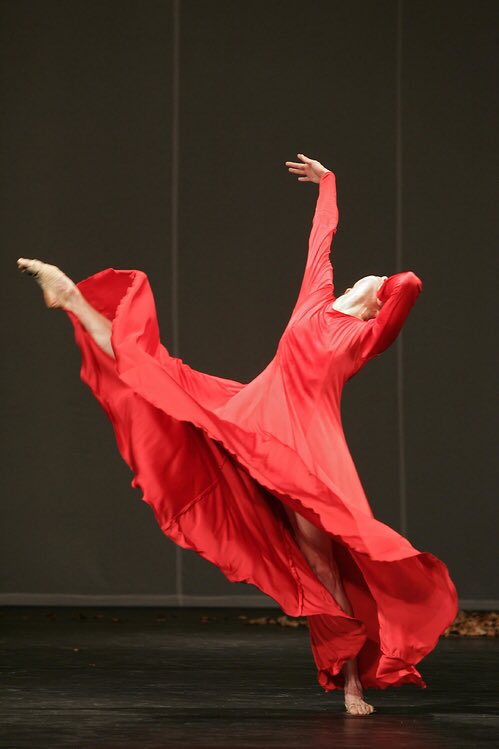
1, 0, 497, 608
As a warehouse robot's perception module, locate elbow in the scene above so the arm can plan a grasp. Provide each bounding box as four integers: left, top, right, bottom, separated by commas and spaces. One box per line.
378, 271, 422, 304
401, 271, 423, 295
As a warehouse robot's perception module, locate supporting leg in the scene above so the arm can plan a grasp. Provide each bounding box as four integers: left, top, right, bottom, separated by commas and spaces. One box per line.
281, 503, 375, 715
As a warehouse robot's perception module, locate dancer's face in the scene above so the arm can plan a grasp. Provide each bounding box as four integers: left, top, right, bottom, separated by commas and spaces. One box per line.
343, 275, 388, 320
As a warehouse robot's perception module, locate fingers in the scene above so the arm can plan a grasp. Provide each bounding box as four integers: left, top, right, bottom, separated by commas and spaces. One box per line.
285, 156, 312, 182
285, 169, 310, 181
285, 152, 313, 168
285, 162, 309, 181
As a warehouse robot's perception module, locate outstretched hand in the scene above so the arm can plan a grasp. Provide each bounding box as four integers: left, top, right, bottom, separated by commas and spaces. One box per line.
285, 153, 330, 184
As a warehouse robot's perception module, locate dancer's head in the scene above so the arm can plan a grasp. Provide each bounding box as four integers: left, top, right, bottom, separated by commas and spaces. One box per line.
340, 275, 388, 321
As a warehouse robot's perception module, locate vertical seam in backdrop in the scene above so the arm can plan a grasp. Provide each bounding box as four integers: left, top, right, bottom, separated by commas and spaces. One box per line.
396, 0, 407, 537
171, 0, 183, 605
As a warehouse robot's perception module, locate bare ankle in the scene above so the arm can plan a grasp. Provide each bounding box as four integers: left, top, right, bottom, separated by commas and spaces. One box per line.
62, 285, 82, 313
345, 677, 362, 690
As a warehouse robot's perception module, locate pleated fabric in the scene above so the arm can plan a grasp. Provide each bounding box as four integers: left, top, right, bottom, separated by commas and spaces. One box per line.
65, 170, 458, 691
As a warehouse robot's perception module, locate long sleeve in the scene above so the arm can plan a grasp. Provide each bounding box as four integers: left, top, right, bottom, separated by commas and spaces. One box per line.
357, 271, 423, 362
287, 170, 339, 322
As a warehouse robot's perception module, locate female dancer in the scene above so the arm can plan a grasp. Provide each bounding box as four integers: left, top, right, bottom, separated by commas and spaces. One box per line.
17, 153, 458, 716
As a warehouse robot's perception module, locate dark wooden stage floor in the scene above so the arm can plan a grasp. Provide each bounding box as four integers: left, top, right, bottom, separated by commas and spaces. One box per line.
1, 606, 497, 748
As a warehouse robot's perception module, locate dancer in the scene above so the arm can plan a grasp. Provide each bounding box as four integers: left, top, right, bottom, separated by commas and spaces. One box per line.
17, 154, 458, 716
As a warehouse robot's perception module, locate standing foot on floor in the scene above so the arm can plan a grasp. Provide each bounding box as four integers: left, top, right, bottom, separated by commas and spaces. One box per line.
344, 679, 375, 715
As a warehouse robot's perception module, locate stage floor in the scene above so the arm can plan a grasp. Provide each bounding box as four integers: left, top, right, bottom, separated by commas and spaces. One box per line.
1, 606, 497, 748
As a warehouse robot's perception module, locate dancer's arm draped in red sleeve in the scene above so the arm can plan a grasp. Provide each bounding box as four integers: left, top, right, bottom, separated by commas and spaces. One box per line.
286, 170, 339, 325
357, 272, 423, 362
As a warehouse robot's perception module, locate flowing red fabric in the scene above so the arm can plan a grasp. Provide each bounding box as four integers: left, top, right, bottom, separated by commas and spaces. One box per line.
65, 171, 458, 692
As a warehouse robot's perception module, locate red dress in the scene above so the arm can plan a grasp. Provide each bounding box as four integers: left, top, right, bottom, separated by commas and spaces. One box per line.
65, 170, 458, 692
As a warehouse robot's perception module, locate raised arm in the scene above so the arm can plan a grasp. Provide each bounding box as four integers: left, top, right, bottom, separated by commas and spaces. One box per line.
297, 169, 339, 304
357, 271, 423, 362
284, 155, 339, 324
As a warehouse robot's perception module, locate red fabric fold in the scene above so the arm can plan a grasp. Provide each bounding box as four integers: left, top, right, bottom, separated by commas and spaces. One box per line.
64, 262, 458, 693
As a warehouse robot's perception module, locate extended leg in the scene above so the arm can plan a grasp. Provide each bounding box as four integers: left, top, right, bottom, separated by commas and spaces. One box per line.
281, 503, 375, 715
67, 292, 115, 360
17, 257, 115, 360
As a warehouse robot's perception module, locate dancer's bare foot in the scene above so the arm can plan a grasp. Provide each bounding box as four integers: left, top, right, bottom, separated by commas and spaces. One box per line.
17, 258, 80, 310
344, 680, 375, 716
